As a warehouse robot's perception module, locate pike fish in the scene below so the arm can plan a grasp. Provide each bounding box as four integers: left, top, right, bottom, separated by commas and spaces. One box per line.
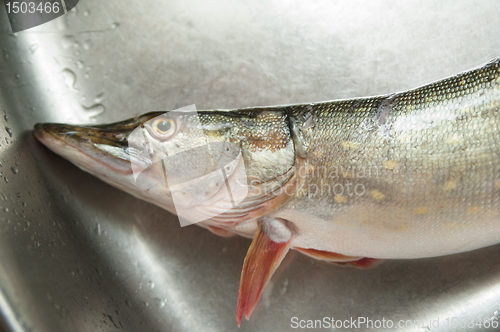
34, 58, 500, 325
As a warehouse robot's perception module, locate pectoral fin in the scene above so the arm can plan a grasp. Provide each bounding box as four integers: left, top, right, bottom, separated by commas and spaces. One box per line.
236, 217, 293, 326
294, 247, 362, 262
335, 257, 379, 268
207, 225, 236, 237
295, 247, 379, 268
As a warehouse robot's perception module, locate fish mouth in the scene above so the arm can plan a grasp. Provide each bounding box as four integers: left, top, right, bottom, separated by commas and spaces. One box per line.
33, 113, 161, 174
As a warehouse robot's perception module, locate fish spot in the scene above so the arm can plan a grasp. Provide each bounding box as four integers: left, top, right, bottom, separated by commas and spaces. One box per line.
296, 187, 308, 197
343, 172, 353, 178
371, 190, 385, 201
383, 160, 398, 170
312, 149, 324, 157
445, 222, 468, 229
467, 206, 482, 214
341, 141, 359, 150
413, 206, 428, 215
443, 180, 457, 191
395, 224, 409, 231
446, 134, 462, 145
398, 133, 412, 143
334, 195, 347, 203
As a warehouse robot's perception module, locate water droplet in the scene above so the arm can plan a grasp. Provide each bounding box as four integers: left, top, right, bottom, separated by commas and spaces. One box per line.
280, 279, 289, 295
3, 114, 8, 122
154, 298, 165, 308
14, 74, 20, 79
76, 60, 84, 69
4, 178, 8, 183
56, 17, 67, 31
25, 221, 30, 227
61, 35, 75, 49
95, 223, 101, 235
10, 166, 18, 174
94, 92, 105, 103
5, 127, 13, 137
147, 281, 155, 289
35, 241, 41, 247
125, 300, 132, 307
16, 192, 21, 198
83, 40, 92, 50
111, 22, 120, 29
70, 270, 75, 277
2, 207, 8, 213
29, 44, 38, 54
83, 9, 90, 16
82, 103, 105, 118
61, 69, 78, 91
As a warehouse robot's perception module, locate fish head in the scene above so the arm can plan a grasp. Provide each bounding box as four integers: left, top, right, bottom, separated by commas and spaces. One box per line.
34, 108, 298, 227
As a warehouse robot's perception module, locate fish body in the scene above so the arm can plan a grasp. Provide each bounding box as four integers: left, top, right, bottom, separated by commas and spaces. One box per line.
269, 59, 500, 260
34, 58, 500, 324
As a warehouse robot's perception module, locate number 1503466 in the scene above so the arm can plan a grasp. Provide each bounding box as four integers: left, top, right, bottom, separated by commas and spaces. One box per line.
5, 1, 60, 14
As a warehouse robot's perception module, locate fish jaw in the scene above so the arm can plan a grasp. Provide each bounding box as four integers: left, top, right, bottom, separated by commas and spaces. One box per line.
33, 114, 177, 213
33, 122, 134, 175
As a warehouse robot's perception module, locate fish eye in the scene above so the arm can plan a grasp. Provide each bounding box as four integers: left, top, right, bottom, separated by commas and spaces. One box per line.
156, 120, 172, 133
147, 118, 176, 141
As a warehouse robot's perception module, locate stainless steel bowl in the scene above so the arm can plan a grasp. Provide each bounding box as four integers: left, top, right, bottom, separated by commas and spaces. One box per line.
2, 1, 500, 331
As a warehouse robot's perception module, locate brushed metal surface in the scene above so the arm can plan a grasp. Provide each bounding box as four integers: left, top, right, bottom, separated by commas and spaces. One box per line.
1, 1, 500, 331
